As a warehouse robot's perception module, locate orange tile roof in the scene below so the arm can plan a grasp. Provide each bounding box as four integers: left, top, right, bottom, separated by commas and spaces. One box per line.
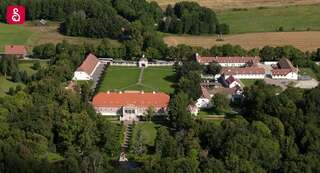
92, 92, 170, 108
196, 56, 260, 64
220, 67, 265, 75
4, 45, 27, 56
272, 58, 297, 76
77, 53, 100, 75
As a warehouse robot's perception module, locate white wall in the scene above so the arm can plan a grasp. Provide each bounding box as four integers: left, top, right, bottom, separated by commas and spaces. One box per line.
196, 98, 211, 108
272, 72, 298, 80
215, 74, 265, 79
264, 61, 278, 65
229, 81, 241, 88
73, 71, 91, 80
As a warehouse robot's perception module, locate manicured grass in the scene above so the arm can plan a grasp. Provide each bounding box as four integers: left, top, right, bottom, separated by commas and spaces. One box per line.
98, 66, 175, 93
143, 67, 176, 93
132, 122, 162, 147
218, 5, 320, 34
300, 68, 317, 79
240, 79, 262, 87
98, 66, 141, 91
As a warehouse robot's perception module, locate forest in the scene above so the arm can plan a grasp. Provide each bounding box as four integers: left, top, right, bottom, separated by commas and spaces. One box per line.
1, 41, 320, 173
0, 0, 320, 172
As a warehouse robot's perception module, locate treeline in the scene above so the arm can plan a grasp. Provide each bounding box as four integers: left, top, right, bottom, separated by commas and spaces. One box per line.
139, 80, 320, 172
0, 0, 228, 39
160, 2, 229, 34
0, 42, 123, 173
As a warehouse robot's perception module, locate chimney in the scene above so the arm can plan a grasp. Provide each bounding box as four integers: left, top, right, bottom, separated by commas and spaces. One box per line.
141, 90, 144, 94
107, 91, 110, 94
153, 91, 156, 94
119, 91, 122, 94
195, 53, 199, 59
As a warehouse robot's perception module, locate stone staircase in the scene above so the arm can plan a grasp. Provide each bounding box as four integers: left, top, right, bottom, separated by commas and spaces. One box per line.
119, 122, 133, 162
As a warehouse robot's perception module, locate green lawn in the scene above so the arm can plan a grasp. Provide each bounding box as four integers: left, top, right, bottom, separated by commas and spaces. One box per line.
98, 66, 175, 93
218, 5, 320, 34
98, 66, 141, 91
131, 122, 162, 147
0, 23, 33, 51
143, 67, 176, 93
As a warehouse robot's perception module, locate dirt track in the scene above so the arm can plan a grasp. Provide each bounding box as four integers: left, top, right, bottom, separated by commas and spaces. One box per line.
164, 31, 320, 51
150, 0, 320, 10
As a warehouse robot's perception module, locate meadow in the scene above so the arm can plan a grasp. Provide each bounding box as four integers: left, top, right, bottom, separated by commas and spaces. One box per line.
0, 22, 120, 52
98, 66, 175, 93
149, 0, 320, 10
218, 4, 320, 34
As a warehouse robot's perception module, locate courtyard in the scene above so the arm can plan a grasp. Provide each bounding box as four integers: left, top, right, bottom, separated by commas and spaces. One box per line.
98, 66, 175, 93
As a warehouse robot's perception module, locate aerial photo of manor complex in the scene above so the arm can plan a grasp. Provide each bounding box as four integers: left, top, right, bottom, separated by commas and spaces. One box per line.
1, 0, 320, 172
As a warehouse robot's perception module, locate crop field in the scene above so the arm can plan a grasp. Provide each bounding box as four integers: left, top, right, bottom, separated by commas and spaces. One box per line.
0, 22, 120, 52
164, 31, 320, 51
149, 0, 320, 10
98, 66, 175, 93
218, 4, 320, 34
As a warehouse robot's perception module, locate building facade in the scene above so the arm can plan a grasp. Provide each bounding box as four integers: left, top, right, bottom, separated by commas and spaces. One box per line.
4, 45, 27, 58
216, 67, 266, 79
92, 91, 170, 121
73, 53, 101, 81
271, 58, 298, 80
195, 54, 260, 67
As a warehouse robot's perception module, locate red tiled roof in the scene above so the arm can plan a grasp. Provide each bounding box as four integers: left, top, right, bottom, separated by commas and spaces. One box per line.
272, 58, 297, 76
278, 58, 295, 69
4, 45, 27, 55
201, 86, 211, 99
220, 67, 265, 75
208, 87, 237, 96
196, 56, 260, 64
92, 92, 170, 108
226, 75, 237, 84
77, 53, 100, 75
272, 69, 293, 76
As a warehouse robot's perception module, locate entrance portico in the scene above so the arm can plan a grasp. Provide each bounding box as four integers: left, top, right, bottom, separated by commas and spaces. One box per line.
121, 105, 139, 121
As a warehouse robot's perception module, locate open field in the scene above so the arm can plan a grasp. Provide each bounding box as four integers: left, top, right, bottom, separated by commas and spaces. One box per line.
149, 0, 320, 10
98, 66, 175, 93
164, 31, 320, 51
241, 79, 262, 87
218, 4, 320, 34
0, 22, 120, 52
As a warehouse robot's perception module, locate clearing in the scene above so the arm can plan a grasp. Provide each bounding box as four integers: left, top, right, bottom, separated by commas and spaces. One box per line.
164, 31, 320, 51
149, 0, 320, 10
0, 22, 120, 52
131, 122, 162, 147
98, 66, 175, 93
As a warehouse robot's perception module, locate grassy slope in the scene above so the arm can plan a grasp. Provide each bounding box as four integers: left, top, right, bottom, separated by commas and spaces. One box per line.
131, 122, 161, 146
218, 5, 320, 34
0, 23, 33, 51
0, 76, 24, 97
0, 22, 120, 51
